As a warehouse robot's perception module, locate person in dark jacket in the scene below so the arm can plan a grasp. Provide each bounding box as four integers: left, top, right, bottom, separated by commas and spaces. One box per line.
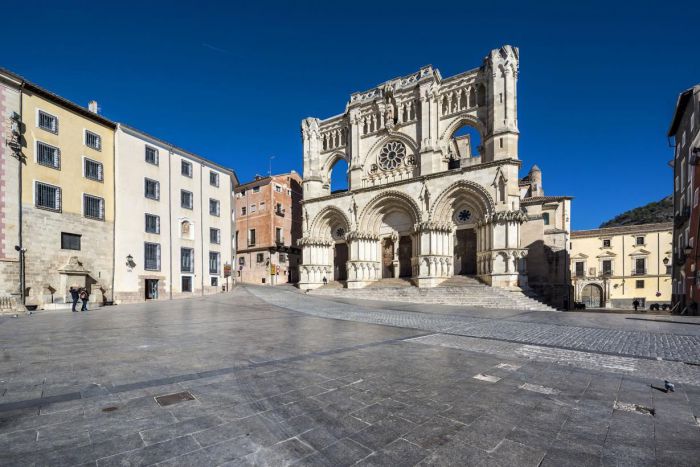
79, 288, 89, 312
69, 286, 79, 312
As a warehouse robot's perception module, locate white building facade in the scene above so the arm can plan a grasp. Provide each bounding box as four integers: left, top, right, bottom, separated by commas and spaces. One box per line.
298, 45, 570, 298
114, 125, 236, 303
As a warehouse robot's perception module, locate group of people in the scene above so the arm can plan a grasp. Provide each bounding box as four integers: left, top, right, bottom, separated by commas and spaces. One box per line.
69, 286, 90, 312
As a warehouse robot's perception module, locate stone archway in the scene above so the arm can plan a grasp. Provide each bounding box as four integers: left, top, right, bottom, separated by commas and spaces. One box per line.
308, 206, 351, 283
581, 283, 603, 308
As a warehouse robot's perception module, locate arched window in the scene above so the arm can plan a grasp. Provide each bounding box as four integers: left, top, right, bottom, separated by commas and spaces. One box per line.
542, 213, 550, 225
448, 123, 482, 169
329, 157, 349, 193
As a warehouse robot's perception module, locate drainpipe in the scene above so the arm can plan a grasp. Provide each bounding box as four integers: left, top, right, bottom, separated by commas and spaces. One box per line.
18, 83, 25, 306
168, 148, 173, 300
111, 125, 117, 304
200, 163, 204, 296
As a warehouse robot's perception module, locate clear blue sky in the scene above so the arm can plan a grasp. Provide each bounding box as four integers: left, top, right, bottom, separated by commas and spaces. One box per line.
5, 0, 698, 229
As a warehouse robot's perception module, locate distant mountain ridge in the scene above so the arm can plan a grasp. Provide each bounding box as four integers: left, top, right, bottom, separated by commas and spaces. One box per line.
599, 196, 673, 228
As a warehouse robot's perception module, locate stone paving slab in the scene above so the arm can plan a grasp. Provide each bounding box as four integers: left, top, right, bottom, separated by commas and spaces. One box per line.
0, 286, 699, 465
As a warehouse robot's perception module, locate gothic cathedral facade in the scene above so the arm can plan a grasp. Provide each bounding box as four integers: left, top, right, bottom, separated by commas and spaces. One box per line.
298, 46, 571, 306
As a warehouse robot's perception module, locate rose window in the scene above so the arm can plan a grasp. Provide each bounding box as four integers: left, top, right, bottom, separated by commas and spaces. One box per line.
457, 209, 472, 223
378, 141, 406, 171
333, 226, 346, 239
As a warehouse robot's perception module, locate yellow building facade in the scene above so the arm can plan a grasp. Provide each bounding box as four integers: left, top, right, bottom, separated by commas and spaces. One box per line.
18, 79, 116, 307
570, 223, 672, 309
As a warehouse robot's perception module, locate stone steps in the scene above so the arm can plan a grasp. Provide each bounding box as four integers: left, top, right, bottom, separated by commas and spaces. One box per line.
309, 278, 557, 311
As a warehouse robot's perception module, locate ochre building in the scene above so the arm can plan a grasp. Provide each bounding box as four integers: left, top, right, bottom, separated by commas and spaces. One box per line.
570, 223, 672, 309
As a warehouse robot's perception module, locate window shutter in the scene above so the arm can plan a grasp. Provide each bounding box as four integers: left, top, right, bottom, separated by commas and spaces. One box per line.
100, 198, 104, 219
157, 244, 161, 270
156, 182, 160, 199
56, 187, 61, 211
156, 216, 160, 233
98, 162, 103, 181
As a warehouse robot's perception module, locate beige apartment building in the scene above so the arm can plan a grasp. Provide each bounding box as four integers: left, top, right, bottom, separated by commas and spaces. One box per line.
113, 125, 237, 303
234, 172, 302, 285
570, 223, 672, 309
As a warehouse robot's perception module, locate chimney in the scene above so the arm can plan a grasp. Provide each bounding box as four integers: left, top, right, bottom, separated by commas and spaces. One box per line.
88, 100, 99, 114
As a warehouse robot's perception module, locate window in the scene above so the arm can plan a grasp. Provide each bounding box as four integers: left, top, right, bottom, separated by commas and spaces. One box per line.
85, 130, 101, 150
210, 171, 219, 187
256, 253, 264, 263
542, 213, 550, 225
144, 242, 161, 271
181, 190, 193, 209
210, 228, 221, 244
181, 160, 193, 177
145, 214, 160, 234
83, 194, 105, 220
145, 178, 160, 200
241, 207, 247, 215
181, 275, 192, 292
37, 110, 58, 133
253, 186, 260, 193
636, 280, 645, 289
35, 182, 61, 211
61, 232, 81, 250
279, 253, 287, 263
602, 239, 611, 248
37, 141, 60, 169
634, 258, 646, 275
238, 256, 245, 265
602, 260, 612, 275
276, 227, 283, 244
211, 277, 218, 286
276, 203, 284, 215
275, 184, 282, 193
250, 204, 257, 213
84, 158, 103, 181
248, 229, 256, 246
209, 198, 220, 216
181, 248, 194, 273
209, 252, 220, 274
636, 236, 645, 246
575, 261, 584, 277
145, 146, 159, 165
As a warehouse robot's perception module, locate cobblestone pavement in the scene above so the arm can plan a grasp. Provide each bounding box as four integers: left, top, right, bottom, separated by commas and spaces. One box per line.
250, 285, 700, 365
0, 286, 698, 466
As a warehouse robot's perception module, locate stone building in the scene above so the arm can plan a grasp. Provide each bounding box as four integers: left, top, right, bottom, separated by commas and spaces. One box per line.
113, 125, 237, 303
0, 71, 21, 307
297, 45, 572, 307
570, 223, 672, 309
669, 84, 700, 314
234, 172, 302, 285
0, 68, 117, 309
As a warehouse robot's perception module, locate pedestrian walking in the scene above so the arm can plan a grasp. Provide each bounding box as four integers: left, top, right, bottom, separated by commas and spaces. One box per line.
633, 299, 640, 312
69, 286, 79, 312
79, 288, 89, 312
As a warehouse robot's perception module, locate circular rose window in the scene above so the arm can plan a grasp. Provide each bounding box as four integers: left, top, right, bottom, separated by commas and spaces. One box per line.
378, 141, 406, 171
457, 209, 472, 223
333, 226, 346, 239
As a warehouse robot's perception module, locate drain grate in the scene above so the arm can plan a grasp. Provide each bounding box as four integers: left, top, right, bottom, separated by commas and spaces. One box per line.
155, 391, 196, 407
613, 401, 655, 416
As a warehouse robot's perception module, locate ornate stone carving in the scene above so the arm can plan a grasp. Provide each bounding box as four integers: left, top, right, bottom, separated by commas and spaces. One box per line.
378, 141, 406, 171
297, 237, 333, 247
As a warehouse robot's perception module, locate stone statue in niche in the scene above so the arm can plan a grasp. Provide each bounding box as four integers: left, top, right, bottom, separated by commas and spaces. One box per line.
382, 84, 397, 129
349, 194, 358, 228
181, 221, 191, 237
419, 180, 430, 214
304, 207, 309, 233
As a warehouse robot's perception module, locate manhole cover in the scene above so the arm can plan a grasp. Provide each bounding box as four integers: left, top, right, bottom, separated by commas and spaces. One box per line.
101, 406, 118, 412
155, 391, 196, 407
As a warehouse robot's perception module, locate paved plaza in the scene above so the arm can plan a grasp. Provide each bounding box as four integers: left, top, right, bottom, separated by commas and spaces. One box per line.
1, 286, 700, 466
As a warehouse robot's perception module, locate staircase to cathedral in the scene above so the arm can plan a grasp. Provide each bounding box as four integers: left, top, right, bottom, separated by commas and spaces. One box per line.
308, 276, 557, 311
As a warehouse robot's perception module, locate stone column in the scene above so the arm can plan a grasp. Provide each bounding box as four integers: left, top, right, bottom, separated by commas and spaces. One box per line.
414, 222, 453, 288
345, 231, 380, 289
478, 210, 528, 289
297, 237, 334, 290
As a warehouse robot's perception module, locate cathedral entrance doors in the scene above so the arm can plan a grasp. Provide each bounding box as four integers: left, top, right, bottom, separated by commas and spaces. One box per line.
454, 228, 477, 275
399, 236, 412, 277
334, 243, 348, 281
382, 238, 394, 278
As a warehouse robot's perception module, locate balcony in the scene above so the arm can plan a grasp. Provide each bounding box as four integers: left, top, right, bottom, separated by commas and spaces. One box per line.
631, 269, 646, 276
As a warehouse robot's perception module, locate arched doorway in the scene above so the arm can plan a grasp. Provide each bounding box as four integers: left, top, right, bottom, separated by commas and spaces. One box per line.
454, 228, 477, 275
581, 284, 603, 308
382, 237, 394, 278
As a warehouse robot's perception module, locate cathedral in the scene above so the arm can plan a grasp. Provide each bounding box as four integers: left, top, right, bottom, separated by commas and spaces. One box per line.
298, 46, 572, 308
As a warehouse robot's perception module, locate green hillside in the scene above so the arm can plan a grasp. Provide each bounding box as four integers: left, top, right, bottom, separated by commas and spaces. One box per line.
599, 196, 673, 228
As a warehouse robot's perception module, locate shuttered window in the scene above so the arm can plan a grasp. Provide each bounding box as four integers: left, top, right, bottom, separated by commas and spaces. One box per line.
145, 178, 160, 200
144, 242, 161, 271
145, 214, 160, 234
83, 194, 105, 220
85, 130, 102, 150
38, 110, 58, 133
35, 182, 61, 211
37, 141, 60, 169
84, 158, 103, 181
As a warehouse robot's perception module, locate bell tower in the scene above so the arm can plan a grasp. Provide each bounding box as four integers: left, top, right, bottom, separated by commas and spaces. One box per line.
483, 45, 519, 162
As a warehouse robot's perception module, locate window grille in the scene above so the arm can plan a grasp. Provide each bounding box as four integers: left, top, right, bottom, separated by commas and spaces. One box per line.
144, 242, 161, 271
181, 248, 194, 273
37, 141, 60, 168
145, 178, 160, 200
38, 110, 58, 133
181, 190, 193, 209
35, 182, 61, 211
83, 194, 105, 220
145, 214, 160, 234
84, 158, 103, 181
145, 146, 159, 165
85, 130, 101, 150
61, 232, 81, 250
